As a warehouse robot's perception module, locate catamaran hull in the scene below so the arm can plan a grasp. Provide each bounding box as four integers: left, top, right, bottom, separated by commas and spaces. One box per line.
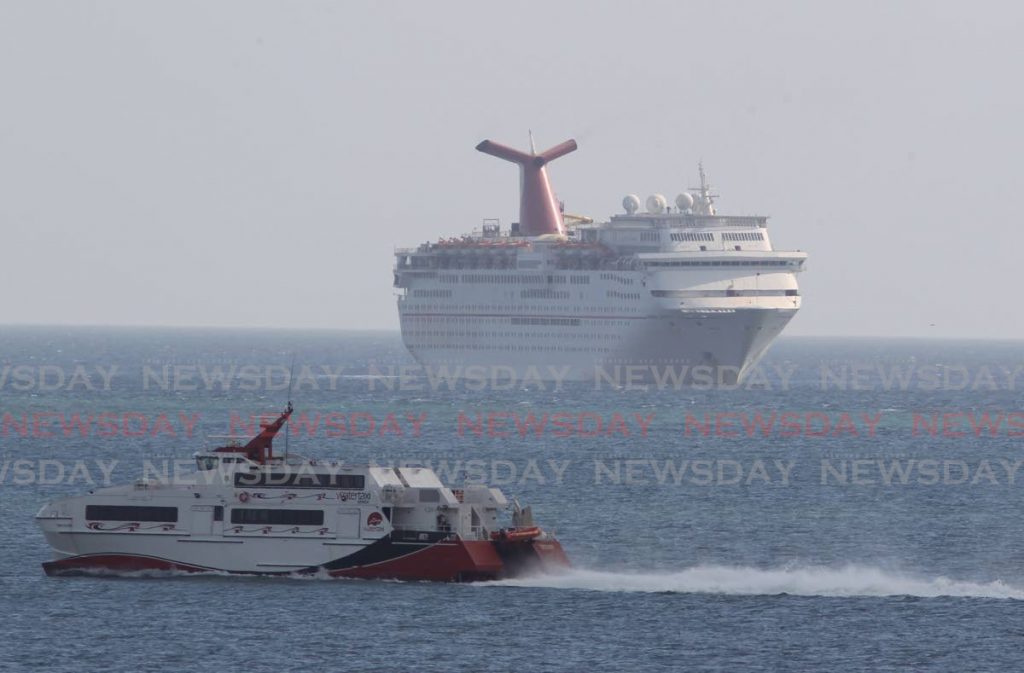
40, 534, 568, 582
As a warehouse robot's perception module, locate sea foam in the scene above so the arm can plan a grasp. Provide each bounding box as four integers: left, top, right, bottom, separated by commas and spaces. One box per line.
483, 564, 1024, 600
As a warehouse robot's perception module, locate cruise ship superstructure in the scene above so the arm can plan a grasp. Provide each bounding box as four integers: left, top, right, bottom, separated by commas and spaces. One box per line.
394, 137, 806, 383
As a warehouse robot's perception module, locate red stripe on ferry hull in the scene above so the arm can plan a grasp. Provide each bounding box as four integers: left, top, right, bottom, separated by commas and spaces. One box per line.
328, 540, 504, 582
42, 554, 211, 576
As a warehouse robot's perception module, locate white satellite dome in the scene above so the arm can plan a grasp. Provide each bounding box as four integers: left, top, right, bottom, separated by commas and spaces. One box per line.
675, 192, 695, 211
646, 194, 667, 214
622, 194, 641, 215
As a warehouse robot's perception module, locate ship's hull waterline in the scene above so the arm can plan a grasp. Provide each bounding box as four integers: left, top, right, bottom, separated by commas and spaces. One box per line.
400, 306, 798, 384
38, 529, 569, 581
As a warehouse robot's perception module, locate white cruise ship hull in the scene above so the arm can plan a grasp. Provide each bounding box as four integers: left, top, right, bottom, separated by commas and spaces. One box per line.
401, 308, 796, 383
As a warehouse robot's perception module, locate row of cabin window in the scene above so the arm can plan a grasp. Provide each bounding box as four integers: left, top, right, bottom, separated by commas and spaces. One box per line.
721, 232, 766, 241
598, 273, 636, 285
402, 305, 642, 315
403, 313, 640, 327
510, 317, 581, 326
85, 505, 178, 522
667, 232, 765, 242
444, 274, 593, 285
670, 232, 715, 242
407, 343, 616, 353
645, 260, 792, 267
230, 508, 324, 526
521, 289, 571, 299
85, 504, 325, 527
405, 329, 622, 341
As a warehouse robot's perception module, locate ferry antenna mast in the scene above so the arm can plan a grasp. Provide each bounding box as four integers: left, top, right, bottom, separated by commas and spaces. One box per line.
285, 353, 296, 461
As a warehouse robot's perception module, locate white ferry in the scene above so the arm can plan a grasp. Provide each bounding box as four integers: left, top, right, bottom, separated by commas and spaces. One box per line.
36, 404, 568, 581
394, 137, 807, 384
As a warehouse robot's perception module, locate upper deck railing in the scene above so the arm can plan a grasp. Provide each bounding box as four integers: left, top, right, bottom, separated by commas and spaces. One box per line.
604, 214, 768, 229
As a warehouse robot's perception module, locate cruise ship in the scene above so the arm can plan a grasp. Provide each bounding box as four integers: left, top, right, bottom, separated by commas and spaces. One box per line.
394, 137, 806, 384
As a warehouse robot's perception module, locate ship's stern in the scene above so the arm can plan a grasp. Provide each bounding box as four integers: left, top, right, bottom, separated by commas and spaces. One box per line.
491, 529, 570, 578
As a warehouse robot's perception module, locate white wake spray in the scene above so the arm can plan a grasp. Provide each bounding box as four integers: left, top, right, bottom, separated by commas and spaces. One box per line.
482, 564, 1024, 600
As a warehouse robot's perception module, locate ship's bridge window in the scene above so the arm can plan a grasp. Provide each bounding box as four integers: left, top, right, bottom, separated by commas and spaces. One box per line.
197, 456, 218, 471
419, 489, 441, 503
721, 232, 765, 242
671, 232, 715, 242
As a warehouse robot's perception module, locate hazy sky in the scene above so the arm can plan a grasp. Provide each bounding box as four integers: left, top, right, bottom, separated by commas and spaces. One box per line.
2, 1, 1022, 338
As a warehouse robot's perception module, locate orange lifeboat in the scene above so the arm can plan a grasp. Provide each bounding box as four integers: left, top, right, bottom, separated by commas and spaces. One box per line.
491, 526, 542, 542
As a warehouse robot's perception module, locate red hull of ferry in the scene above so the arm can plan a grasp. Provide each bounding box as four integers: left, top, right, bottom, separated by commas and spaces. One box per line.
42, 537, 568, 582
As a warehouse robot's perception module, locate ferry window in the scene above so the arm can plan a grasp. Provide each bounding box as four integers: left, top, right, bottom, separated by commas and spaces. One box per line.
419, 489, 441, 503
230, 509, 324, 526
213, 506, 223, 522
86, 505, 178, 522
197, 457, 217, 471
335, 474, 366, 489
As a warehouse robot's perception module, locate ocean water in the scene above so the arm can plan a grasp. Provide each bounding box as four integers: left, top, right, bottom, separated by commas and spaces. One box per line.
2, 327, 1024, 672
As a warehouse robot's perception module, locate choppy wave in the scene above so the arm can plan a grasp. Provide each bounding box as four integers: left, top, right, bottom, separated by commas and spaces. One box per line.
483, 564, 1024, 600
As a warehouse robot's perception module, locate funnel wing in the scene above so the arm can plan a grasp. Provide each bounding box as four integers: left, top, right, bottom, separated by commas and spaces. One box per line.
538, 139, 578, 164
475, 139, 533, 164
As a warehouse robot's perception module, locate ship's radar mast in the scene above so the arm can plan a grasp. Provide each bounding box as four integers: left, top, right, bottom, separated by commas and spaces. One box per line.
690, 161, 719, 215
